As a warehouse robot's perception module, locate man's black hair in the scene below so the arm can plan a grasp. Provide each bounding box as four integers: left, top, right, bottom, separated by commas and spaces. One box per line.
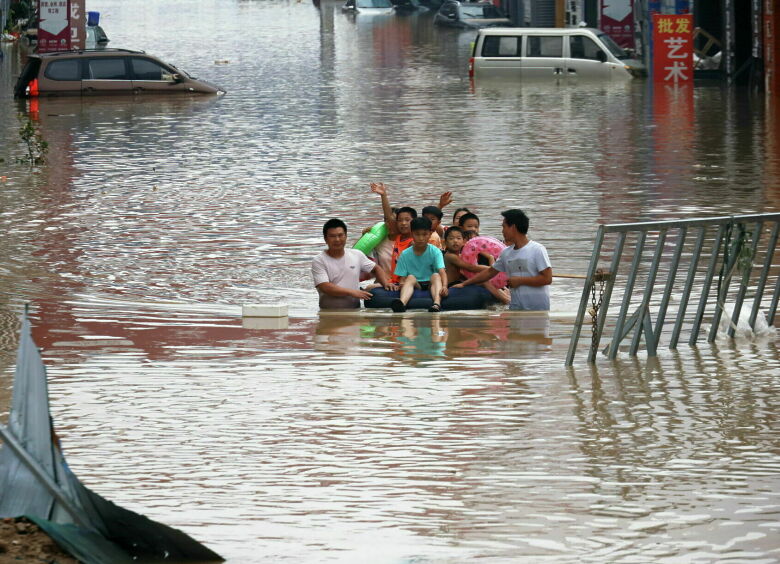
501, 209, 529, 234
396, 206, 417, 219
452, 207, 471, 223
422, 205, 443, 221
445, 226, 465, 239
410, 216, 432, 232
323, 218, 347, 238
458, 212, 480, 227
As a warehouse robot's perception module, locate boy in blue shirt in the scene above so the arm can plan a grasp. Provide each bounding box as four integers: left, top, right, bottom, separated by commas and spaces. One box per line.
391, 216, 448, 313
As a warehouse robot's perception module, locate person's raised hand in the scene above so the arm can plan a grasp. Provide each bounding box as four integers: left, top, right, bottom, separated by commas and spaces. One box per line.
370, 182, 387, 196
438, 191, 453, 209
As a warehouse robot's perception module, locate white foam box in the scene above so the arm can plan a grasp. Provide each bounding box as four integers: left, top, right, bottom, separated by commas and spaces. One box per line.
242, 304, 288, 318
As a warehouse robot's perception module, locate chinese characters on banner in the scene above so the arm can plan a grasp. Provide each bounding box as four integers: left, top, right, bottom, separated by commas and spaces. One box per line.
652, 13, 693, 83
70, 0, 85, 51
600, 0, 634, 48
38, 0, 71, 53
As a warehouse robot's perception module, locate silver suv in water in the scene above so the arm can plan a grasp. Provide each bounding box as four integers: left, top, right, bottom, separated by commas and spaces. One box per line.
14, 48, 225, 97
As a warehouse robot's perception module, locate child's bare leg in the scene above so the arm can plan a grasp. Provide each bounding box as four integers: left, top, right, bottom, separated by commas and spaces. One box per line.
430, 273, 443, 306
481, 281, 510, 304
399, 275, 418, 305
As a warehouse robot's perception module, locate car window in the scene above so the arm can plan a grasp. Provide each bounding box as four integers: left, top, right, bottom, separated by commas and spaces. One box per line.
460, 5, 486, 18
356, 0, 392, 6
597, 32, 628, 59
131, 57, 173, 81
527, 36, 563, 58
44, 59, 80, 81
87, 58, 129, 80
570, 35, 602, 59
481, 36, 520, 57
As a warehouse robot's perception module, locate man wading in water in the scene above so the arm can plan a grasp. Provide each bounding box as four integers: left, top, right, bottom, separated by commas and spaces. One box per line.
312, 218, 392, 309
454, 209, 552, 311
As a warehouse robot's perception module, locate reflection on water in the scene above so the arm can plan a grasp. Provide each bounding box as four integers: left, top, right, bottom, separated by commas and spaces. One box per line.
0, 0, 779, 561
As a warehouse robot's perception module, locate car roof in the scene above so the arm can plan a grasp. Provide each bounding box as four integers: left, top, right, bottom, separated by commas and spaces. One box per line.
34, 48, 145, 59
478, 27, 601, 35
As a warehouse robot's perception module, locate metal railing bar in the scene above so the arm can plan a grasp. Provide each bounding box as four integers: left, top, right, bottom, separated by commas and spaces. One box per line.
602, 214, 780, 234
566, 226, 605, 366
708, 223, 747, 342
749, 222, 779, 330
690, 224, 726, 346
728, 221, 763, 337
630, 229, 667, 356
588, 232, 626, 363
655, 226, 687, 344
671, 226, 706, 348
768, 266, 780, 327
609, 231, 646, 359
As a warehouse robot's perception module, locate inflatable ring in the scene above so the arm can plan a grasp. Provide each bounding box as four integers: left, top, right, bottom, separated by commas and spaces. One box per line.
354, 222, 388, 256
460, 236, 508, 288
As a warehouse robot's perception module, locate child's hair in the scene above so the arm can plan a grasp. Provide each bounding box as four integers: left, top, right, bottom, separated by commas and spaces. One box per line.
501, 209, 529, 234
463, 230, 477, 240
422, 205, 443, 221
396, 206, 418, 219
410, 216, 432, 232
452, 207, 471, 223
458, 212, 480, 227
323, 218, 347, 237
445, 226, 465, 240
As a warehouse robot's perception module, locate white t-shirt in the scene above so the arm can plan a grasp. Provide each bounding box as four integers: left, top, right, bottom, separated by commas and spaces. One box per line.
493, 240, 551, 311
311, 249, 376, 309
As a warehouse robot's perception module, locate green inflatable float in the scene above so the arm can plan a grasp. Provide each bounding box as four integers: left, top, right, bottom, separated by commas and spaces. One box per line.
353, 221, 388, 255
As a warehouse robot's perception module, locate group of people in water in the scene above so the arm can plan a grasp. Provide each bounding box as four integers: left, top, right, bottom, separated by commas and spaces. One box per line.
311, 183, 552, 312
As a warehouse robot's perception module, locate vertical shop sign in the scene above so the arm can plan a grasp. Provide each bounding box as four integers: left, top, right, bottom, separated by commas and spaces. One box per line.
601, 0, 634, 48
70, 0, 85, 51
766, 0, 779, 94
38, 0, 71, 53
652, 13, 693, 83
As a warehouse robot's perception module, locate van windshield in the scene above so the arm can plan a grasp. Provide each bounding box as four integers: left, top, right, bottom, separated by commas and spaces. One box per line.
597, 33, 629, 59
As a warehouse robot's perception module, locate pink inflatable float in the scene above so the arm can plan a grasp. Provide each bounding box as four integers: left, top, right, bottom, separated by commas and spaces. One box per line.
460, 236, 508, 288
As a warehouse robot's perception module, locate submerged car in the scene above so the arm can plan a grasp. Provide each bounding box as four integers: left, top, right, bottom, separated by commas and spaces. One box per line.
469, 27, 646, 80
433, 0, 510, 28
14, 49, 225, 97
391, 0, 428, 13
342, 0, 395, 15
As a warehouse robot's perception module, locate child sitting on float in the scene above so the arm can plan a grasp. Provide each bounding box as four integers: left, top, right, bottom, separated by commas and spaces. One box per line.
391, 216, 448, 313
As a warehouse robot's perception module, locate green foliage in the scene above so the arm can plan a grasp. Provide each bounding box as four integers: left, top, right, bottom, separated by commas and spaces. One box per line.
16, 117, 48, 167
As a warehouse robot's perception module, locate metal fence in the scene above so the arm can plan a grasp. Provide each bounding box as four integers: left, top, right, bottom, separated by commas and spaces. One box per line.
566, 214, 780, 366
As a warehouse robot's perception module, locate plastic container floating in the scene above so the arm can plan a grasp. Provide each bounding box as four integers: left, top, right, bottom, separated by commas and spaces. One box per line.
242, 304, 288, 318
87, 11, 100, 27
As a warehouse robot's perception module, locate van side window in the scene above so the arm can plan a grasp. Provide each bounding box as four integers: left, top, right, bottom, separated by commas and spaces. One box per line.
527, 36, 563, 58
131, 58, 173, 81
482, 36, 520, 57
44, 59, 80, 81
87, 58, 129, 80
570, 35, 602, 60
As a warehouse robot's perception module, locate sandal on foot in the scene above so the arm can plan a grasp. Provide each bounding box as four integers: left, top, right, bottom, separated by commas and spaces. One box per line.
391, 299, 406, 313
428, 303, 442, 313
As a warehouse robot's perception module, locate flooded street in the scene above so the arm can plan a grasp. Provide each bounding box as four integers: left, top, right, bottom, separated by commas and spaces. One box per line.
1, 1, 780, 562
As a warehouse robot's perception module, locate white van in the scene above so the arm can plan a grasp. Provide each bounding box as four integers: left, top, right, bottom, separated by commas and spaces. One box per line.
469, 27, 645, 80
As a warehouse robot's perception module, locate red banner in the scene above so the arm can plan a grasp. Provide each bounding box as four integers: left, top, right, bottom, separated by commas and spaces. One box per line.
652, 14, 693, 83
600, 0, 634, 48
38, 0, 71, 53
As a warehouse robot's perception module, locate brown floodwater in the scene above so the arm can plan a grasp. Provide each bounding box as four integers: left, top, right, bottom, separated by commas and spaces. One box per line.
1, 1, 779, 562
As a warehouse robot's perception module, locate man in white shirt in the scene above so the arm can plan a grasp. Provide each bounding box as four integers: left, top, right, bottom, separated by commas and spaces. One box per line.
453, 209, 552, 310
312, 218, 393, 309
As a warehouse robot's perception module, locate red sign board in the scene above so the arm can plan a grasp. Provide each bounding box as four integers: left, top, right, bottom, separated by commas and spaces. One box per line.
601, 0, 634, 48
38, 0, 71, 53
70, 0, 86, 51
652, 14, 694, 83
